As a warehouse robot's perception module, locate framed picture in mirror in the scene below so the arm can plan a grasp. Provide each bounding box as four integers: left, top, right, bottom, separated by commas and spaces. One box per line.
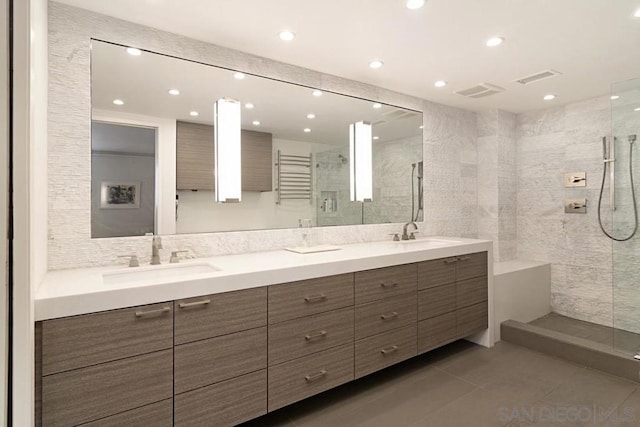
100, 181, 140, 209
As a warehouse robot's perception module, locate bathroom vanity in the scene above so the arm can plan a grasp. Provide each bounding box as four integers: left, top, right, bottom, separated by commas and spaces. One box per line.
34, 238, 492, 426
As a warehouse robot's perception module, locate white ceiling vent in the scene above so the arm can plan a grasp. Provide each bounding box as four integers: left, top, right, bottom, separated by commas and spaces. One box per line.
455, 83, 505, 98
515, 69, 562, 85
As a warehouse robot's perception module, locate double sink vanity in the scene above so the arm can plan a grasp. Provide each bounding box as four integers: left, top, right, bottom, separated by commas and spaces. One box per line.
35, 236, 492, 426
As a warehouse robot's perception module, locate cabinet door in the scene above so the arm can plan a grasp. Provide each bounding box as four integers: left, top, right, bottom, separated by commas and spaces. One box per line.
241, 129, 272, 191
176, 121, 214, 190
176, 121, 273, 191
174, 287, 266, 345
174, 327, 267, 394
175, 370, 267, 427
42, 302, 173, 375
42, 350, 173, 426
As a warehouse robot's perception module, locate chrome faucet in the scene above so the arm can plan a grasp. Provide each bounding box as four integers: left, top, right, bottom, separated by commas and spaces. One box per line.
402, 222, 418, 240
151, 235, 163, 265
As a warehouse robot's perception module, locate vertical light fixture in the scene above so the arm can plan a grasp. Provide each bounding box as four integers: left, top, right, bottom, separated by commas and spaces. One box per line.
214, 98, 242, 203
349, 121, 373, 202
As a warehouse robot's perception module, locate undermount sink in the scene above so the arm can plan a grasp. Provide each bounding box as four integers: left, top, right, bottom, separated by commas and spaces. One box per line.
393, 238, 460, 246
102, 262, 220, 286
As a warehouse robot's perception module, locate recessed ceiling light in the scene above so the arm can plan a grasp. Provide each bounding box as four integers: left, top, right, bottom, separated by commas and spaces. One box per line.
610, 95, 620, 100
304, 128, 311, 133
312, 90, 323, 97
369, 60, 384, 69
307, 113, 316, 119
372, 103, 382, 109
168, 89, 180, 96
245, 103, 254, 109
234, 72, 246, 80
125, 47, 142, 56
634, 8, 640, 17
434, 80, 447, 88
189, 111, 199, 117
635, 107, 640, 112
113, 99, 124, 105
252, 120, 261, 126
373, 136, 380, 140
406, 0, 425, 10
486, 36, 504, 47
279, 30, 296, 41
419, 125, 424, 129
543, 94, 556, 101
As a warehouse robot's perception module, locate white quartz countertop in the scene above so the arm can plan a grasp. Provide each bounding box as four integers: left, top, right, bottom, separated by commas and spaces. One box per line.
35, 236, 492, 321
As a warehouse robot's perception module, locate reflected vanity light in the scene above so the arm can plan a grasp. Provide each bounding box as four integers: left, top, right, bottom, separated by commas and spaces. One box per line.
349, 121, 373, 202
214, 98, 242, 203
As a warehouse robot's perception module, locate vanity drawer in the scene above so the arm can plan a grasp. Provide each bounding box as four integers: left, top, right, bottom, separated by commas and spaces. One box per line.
42, 349, 173, 426
175, 370, 267, 427
174, 327, 267, 394
355, 263, 417, 304
268, 343, 354, 411
355, 324, 417, 379
42, 302, 173, 375
418, 312, 457, 354
268, 273, 354, 324
355, 292, 416, 340
268, 307, 353, 366
456, 251, 488, 281
174, 287, 267, 345
418, 283, 456, 320
457, 302, 488, 337
456, 275, 488, 308
80, 399, 173, 427
417, 257, 457, 290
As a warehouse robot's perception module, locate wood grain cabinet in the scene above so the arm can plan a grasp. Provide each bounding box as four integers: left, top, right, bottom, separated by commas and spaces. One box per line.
176, 121, 272, 191
417, 251, 488, 354
36, 251, 488, 425
38, 302, 174, 426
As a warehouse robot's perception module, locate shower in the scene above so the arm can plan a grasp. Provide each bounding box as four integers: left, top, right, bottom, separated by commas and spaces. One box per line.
597, 134, 638, 241
411, 161, 424, 222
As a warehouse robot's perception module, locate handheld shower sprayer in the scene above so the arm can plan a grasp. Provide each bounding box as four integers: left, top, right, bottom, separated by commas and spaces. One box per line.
597, 134, 638, 241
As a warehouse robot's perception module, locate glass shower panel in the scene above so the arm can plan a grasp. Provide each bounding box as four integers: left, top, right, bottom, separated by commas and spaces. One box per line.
611, 78, 640, 358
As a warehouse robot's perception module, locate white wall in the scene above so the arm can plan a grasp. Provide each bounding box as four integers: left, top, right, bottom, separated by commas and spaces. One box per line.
13, 0, 48, 424
0, 0, 8, 423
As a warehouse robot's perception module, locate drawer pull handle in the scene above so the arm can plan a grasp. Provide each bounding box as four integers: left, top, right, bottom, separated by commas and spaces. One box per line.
380, 345, 399, 355
304, 294, 327, 303
178, 299, 211, 309
380, 311, 398, 321
135, 306, 171, 317
305, 330, 328, 341
305, 369, 328, 382
458, 256, 470, 262
444, 259, 458, 264
380, 282, 398, 289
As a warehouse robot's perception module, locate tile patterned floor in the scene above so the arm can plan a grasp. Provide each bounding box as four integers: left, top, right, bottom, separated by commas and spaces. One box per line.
241, 340, 640, 427
530, 313, 640, 356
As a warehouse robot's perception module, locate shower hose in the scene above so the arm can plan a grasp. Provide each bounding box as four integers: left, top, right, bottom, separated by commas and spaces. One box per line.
597, 139, 638, 241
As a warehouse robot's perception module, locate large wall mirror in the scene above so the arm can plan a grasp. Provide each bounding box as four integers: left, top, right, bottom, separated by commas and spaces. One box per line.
91, 40, 423, 238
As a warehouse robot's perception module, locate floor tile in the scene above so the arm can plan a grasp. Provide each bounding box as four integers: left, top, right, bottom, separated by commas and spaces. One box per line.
542, 368, 637, 410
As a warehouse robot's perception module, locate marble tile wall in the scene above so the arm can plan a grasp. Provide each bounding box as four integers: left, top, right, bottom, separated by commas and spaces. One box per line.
516, 96, 617, 328
477, 110, 517, 261
47, 2, 478, 270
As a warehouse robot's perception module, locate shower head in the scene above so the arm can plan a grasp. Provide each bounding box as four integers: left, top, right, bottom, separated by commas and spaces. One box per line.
629, 134, 637, 144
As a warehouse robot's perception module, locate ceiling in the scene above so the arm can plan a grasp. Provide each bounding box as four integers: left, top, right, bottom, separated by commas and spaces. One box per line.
60, 0, 640, 113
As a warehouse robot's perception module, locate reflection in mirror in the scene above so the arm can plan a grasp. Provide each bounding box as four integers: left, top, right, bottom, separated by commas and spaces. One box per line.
91, 40, 423, 236
91, 122, 156, 237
